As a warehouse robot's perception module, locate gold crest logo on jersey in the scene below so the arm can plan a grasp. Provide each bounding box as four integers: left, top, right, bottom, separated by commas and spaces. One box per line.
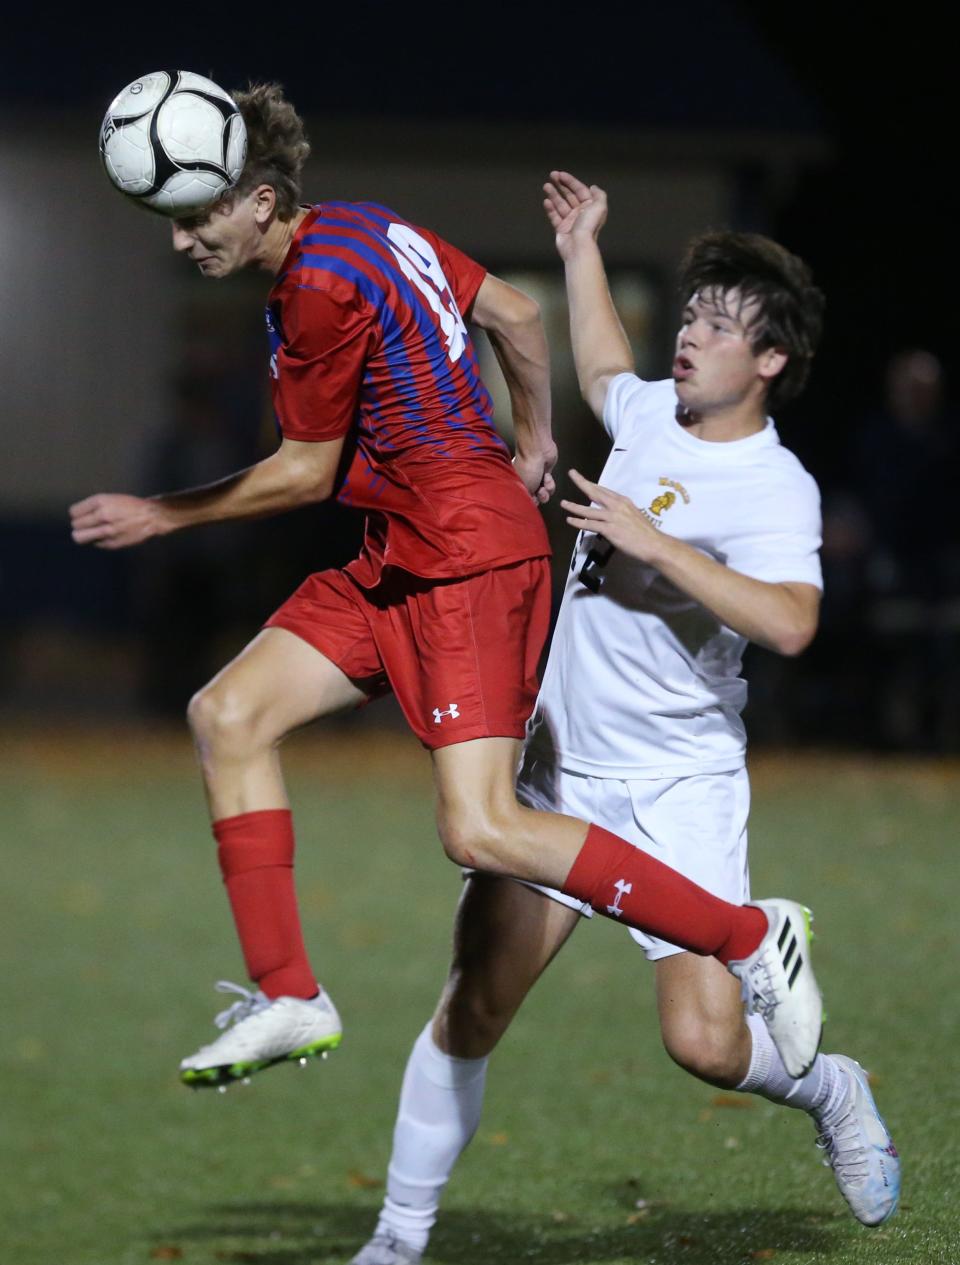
639, 477, 690, 528
647, 479, 690, 517
649, 491, 676, 516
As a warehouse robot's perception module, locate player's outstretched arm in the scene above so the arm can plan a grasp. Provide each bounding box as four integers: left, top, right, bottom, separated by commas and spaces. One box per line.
544, 171, 634, 420
471, 274, 557, 505
70, 435, 345, 549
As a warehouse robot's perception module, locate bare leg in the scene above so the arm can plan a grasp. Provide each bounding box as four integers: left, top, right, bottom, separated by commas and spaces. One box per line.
187, 626, 366, 818
185, 627, 366, 999
433, 873, 581, 1056
655, 952, 751, 1087
431, 737, 763, 959
432, 737, 588, 881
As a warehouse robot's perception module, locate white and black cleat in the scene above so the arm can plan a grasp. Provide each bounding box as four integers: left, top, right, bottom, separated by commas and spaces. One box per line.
728, 898, 823, 1079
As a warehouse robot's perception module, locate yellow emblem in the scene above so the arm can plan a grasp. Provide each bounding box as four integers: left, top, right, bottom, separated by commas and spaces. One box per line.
649, 491, 676, 517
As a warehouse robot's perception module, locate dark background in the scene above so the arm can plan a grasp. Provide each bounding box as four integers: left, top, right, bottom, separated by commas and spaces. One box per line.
2, 2, 955, 749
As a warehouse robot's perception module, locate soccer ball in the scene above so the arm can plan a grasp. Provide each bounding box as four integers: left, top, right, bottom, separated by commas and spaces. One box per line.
99, 70, 247, 217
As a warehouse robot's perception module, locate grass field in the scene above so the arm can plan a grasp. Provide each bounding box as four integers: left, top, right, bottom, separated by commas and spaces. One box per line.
3, 727, 959, 1265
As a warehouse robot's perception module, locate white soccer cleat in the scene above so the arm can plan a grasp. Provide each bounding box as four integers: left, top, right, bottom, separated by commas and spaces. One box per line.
179, 980, 342, 1087
814, 1055, 900, 1226
727, 898, 822, 1079
349, 1233, 423, 1265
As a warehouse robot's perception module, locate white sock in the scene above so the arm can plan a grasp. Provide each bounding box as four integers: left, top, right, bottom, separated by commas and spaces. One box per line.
374, 1023, 488, 1253
736, 1012, 845, 1118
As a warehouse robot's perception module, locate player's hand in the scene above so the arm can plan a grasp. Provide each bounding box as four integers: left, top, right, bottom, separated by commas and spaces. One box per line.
69, 493, 170, 549
543, 172, 608, 260
561, 469, 664, 564
514, 443, 559, 505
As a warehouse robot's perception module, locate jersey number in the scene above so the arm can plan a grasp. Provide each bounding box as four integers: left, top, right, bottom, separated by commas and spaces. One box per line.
387, 223, 468, 363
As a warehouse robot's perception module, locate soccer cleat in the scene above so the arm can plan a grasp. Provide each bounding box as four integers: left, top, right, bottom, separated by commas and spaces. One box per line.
179, 980, 342, 1087
349, 1234, 423, 1265
727, 898, 822, 1079
814, 1055, 900, 1226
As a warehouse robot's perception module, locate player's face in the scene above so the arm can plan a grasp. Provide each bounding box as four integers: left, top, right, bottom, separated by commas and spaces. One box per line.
170, 194, 262, 277
673, 289, 782, 414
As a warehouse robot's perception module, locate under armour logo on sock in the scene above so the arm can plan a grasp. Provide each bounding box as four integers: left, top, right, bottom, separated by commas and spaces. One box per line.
432, 703, 460, 724
606, 878, 632, 917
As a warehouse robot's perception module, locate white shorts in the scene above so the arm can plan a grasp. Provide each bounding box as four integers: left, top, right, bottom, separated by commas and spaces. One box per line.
515, 754, 751, 961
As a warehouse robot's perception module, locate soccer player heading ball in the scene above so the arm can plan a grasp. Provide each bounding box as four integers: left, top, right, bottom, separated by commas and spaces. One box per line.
74, 85, 837, 1172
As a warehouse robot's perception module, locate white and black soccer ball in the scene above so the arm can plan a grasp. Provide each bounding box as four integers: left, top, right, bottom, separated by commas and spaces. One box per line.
99, 70, 247, 217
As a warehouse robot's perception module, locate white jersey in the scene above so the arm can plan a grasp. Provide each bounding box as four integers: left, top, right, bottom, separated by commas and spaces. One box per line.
525, 373, 822, 778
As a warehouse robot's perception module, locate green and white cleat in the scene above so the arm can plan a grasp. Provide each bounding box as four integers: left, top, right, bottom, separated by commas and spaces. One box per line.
179, 980, 341, 1088
728, 898, 822, 1079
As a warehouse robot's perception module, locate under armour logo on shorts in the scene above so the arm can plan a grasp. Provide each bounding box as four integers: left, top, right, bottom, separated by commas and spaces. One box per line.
433, 703, 460, 724
606, 878, 632, 917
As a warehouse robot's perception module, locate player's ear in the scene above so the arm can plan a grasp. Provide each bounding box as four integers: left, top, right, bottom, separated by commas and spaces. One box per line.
252, 184, 278, 224
758, 345, 788, 384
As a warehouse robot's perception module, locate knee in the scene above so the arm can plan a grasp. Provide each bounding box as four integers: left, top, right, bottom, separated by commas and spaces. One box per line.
436, 804, 520, 874
187, 681, 263, 757
662, 1015, 745, 1088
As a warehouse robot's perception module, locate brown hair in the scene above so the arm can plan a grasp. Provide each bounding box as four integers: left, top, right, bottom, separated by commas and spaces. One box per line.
228, 83, 310, 220
679, 232, 824, 409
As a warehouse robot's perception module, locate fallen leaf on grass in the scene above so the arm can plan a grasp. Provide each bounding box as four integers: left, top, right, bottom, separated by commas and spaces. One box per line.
61, 881, 104, 916
347, 1169, 383, 1189
710, 1093, 753, 1109
16, 1038, 46, 1062
149, 1247, 183, 1260
339, 922, 386, 949
751, 1251, 777, 1260
485, 1131, 509, 1146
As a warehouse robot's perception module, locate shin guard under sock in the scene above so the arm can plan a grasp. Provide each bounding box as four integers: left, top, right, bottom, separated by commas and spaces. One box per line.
377, 1024, 488, 1253
561, 823, 767, 961
213, 808, 317, 999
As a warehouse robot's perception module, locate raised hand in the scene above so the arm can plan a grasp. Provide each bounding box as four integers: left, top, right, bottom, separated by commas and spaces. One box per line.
543, 171, 608, 260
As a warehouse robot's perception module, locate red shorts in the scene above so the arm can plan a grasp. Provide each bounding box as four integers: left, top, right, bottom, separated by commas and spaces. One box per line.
265, 558, 551, 749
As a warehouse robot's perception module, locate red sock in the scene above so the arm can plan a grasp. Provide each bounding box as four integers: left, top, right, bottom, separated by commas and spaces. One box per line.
562, 824, 767, 962
213, 809, 317, 999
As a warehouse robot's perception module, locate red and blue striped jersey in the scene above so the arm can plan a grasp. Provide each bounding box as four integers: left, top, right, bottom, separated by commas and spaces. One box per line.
267, 202, 549, 585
